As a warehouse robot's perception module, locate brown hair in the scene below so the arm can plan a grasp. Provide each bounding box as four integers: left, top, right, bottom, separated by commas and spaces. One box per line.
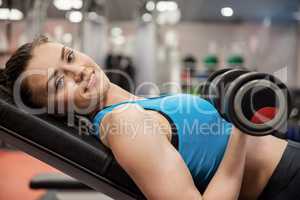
0, 35, 49, 107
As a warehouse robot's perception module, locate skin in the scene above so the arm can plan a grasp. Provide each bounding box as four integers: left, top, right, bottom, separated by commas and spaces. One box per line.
23, 42, 287, 200
25, 42, 111, 113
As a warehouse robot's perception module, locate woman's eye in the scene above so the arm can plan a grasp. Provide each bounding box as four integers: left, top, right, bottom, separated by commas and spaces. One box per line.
56, 77, 64, 90
67, 51, 75, 63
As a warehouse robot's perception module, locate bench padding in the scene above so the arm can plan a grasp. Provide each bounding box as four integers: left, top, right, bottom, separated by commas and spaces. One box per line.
0, 85, 144, 199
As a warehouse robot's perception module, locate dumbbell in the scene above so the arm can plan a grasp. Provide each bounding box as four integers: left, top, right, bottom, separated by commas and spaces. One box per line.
202, 68, 249, 120
201, 68, 292, 138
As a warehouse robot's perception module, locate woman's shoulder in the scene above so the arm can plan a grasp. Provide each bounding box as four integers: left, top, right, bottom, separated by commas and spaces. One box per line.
101, 103, 146, 125
163, 93, 215, 108
97, 103, 146, 147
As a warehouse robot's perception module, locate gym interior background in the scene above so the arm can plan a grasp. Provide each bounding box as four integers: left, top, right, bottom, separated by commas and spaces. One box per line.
0, 0, 300, 199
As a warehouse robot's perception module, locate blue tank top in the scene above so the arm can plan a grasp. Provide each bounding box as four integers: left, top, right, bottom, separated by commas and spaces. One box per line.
92, 93, 232, 191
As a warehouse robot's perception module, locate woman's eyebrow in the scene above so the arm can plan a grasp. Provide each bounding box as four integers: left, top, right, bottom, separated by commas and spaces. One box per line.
61, 46, 66, 61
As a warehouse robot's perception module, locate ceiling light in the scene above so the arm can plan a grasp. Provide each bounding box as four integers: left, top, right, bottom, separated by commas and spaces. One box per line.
111, 27, 122, 37
88, 12, 98, 21
156, 1, 178, 12
62, 33, 73, 44
67, 11, 82, 23
54, 0, 72, 10
72, 0, 83, 9
157, 9, 181, 25
114, 36, 125, 46
221, 7, 234, 17
0, 8, 10, 20
54, 0, 82, 11
9, 9, 23, 20
146, 1, 155, 11
0, 8, 23, 21
142, 13, 152, 22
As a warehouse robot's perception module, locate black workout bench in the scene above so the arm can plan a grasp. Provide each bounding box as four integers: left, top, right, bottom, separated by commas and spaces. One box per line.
0, 86, 145, 200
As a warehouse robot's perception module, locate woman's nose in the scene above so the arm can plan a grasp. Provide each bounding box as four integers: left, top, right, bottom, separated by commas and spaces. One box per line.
74, 72, 83, 83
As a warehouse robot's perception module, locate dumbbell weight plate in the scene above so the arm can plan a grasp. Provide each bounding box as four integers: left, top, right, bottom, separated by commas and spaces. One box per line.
208, 69, 248, 119
224, 72, 291, 136
201, 68, 234, 101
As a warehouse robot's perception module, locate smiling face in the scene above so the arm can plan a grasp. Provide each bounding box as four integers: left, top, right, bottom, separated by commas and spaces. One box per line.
23, 42, 110, 114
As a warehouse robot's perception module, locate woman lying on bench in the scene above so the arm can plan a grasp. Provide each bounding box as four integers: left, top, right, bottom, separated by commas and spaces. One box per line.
0, 35, 298, 200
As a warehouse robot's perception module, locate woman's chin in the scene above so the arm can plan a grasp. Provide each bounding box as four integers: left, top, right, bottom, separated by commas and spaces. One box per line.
83, 79, 110, 103
84, 89, 100, 100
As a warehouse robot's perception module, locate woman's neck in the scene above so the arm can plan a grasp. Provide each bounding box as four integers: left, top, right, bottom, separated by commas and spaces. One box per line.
89, 83, 143, 118
103, 83, 142, 107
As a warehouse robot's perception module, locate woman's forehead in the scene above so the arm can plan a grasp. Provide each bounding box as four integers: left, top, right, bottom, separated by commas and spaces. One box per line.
27, 42, 64, 71
26, 73, 48, 95
25, 72, 48, 107
24, 43, 64, 97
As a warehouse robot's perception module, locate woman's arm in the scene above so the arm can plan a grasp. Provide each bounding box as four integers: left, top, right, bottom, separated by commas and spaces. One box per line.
101, 104, 247, 200
203, 127, 248, 200
102, 104, 202, 200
